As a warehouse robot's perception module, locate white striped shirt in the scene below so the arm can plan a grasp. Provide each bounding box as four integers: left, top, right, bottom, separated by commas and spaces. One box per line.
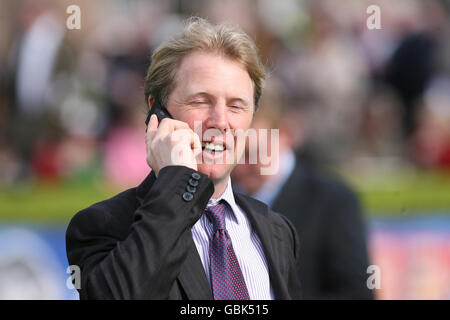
191, 178, 274, 300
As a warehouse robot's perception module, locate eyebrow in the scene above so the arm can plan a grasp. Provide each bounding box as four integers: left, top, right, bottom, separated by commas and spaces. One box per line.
185, 92, 211, 101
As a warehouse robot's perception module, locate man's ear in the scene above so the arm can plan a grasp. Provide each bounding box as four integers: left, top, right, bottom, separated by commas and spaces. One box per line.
148, 96, 155, 110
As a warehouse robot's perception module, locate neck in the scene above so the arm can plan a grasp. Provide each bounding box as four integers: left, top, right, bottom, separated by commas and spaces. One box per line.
211, 176, 229, 199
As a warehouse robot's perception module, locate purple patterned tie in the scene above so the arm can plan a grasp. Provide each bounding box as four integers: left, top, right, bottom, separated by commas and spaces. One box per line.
205, 201, 250, 300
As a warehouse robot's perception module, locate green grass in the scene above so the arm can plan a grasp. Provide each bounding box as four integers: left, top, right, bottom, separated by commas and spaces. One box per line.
0, 180, 117, 223
1, 169, 449, 222
338, 168, 450, 217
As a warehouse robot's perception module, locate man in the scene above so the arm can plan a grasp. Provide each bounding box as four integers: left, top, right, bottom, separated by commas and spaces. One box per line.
66, 17, 301, 300
232, 87, 374, 299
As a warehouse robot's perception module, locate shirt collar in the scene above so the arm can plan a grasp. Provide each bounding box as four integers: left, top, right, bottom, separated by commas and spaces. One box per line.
207, 176, 238, 224
252, 148, 296, 207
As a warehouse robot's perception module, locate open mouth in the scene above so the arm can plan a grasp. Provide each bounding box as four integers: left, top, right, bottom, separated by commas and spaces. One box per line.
202, 141, 226, 154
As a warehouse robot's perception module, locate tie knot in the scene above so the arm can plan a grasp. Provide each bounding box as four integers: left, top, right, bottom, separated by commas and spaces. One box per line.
205, 201, 228, 231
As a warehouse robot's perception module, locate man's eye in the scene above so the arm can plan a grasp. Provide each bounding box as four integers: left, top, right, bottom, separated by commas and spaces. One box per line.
230, 105, 243, 111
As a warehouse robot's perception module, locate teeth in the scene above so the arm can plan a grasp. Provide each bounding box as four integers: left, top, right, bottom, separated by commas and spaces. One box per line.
202, 142, 224, 152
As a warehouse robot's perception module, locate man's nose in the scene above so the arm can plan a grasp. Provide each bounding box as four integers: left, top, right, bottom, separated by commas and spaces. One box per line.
206, 102, 228, 131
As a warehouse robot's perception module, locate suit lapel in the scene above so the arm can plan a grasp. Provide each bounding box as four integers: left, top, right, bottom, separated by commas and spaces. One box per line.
234, 193, 291, 299
177, 240, 213, 300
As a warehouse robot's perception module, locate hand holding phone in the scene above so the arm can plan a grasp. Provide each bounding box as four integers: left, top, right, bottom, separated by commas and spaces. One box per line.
145, 100, 172, 128
145, 101, 201, 176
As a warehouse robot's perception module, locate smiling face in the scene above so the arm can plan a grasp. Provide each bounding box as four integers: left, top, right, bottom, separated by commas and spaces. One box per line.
165, 50, 255, 190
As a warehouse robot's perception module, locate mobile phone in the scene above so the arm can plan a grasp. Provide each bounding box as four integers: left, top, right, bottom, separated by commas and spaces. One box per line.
145, 99, 173, 128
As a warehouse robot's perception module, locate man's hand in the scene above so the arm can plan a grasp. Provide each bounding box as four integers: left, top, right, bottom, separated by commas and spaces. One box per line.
145, 114, 202, 176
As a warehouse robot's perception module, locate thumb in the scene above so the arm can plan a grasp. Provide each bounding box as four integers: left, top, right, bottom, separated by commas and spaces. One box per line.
149, 114, 159, 131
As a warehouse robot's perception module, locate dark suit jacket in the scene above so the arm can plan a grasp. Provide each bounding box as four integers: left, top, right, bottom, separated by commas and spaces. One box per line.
66, 166, 302, 300
271, 160, 373, 299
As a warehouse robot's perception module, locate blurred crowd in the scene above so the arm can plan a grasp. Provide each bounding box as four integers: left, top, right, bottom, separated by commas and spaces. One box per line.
1, 0, 450, 189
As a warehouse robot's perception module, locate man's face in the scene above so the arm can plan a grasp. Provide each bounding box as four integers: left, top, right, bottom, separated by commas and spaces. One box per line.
166, 50, 254, 184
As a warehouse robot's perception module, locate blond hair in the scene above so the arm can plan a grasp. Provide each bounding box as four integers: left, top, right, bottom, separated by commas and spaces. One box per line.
144, 17, 266, 110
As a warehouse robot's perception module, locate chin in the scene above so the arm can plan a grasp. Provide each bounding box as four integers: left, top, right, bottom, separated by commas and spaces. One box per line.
197, 163, 233, 183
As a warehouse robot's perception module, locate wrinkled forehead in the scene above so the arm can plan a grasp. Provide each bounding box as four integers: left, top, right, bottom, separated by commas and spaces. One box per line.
172, 51, 254, 103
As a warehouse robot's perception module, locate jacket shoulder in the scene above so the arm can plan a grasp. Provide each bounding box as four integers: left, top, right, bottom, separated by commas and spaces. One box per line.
66, 188, 138, 239
299, 164, 359, 202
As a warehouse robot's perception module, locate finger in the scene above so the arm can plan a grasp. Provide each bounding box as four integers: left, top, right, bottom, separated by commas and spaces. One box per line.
146, 114, 158, 144
158, 118, 190, 135
176, 129, 201, 167
191, 131, 203, 162
154, 119, 190, 145
169, 129, 200, 153
191, 130, 202, 150
169, 128, 194, 145
149, 114, 158, 131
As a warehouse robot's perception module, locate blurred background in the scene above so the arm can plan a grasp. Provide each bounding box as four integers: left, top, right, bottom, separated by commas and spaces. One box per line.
0, 0, 449, 299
